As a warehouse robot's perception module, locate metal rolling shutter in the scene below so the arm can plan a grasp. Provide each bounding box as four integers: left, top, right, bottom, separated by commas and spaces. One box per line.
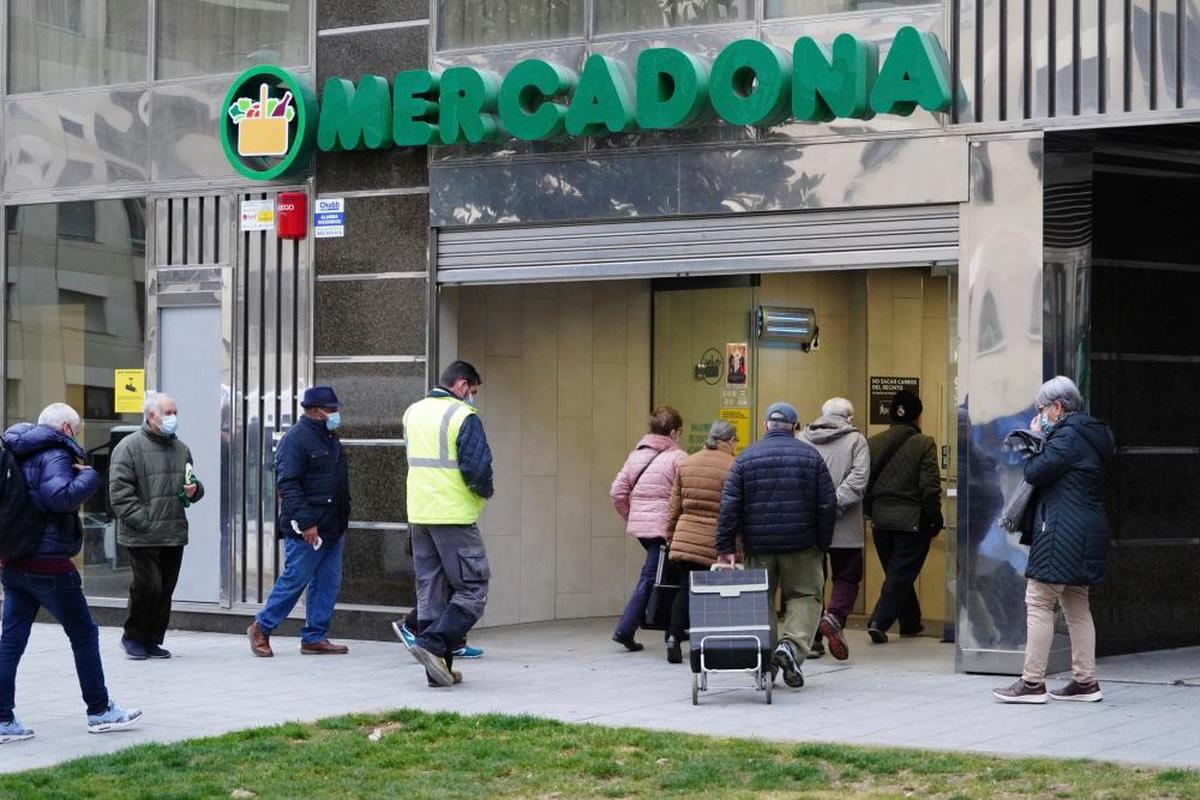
436, 204, 959, 284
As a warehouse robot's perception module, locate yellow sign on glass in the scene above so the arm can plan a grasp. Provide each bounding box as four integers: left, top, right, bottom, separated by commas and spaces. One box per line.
719, 408, 752, 455
114, 369, 145, 414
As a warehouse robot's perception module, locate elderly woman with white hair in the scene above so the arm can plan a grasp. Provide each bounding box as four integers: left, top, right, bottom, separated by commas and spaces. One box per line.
802, 397, 870, 661
993, 376, 1114, 705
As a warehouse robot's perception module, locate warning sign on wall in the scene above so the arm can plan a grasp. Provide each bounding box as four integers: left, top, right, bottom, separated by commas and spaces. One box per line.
869, 376, 920, 425
719, 408, 751, 455
114, 369, 145, 414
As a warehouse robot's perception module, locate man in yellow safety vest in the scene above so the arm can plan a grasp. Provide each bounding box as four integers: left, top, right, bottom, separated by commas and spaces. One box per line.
402, 361, 494, 687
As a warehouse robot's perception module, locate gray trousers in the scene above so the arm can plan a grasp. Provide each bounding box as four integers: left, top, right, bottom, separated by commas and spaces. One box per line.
411, 523, 490, 657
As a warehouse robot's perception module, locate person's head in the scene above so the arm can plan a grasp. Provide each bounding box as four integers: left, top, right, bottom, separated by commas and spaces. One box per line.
38, 402, 82, 440
821, 397, 854, 422
705, 419, 737, 450
143, 393, 178, 435
1035, 375, 1084, 427
889, 390, 923, 426
440, 361, 482, 404
648, 405, 683, 439
764, 402, 799, 433
301, 386, 341, 429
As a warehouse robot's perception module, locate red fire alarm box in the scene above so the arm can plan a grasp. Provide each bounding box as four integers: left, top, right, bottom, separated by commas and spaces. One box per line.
276, 192, 307, 240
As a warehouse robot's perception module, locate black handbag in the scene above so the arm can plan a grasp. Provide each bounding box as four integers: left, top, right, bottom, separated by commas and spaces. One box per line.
641, 545, 682, 631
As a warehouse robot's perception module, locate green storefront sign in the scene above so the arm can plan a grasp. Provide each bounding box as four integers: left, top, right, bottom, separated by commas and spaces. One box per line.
222, 26, 952, 179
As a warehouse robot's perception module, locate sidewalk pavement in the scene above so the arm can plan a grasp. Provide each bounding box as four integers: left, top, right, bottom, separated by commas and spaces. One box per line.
4, 617, 1200, 774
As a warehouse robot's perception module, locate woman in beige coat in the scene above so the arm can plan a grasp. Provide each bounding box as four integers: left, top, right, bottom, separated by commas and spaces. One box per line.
662, 420, 737, 663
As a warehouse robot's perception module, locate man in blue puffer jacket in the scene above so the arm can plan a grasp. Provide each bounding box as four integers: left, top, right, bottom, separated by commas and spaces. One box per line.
716, 402, 836, 690
0, 403, 141, 745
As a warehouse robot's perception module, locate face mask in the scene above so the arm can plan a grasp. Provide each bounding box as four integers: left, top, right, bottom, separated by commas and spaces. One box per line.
161, 415, 178, 435
465, 392, 476, 407
324, 411, 341, 431
1038, 413, 1051, 431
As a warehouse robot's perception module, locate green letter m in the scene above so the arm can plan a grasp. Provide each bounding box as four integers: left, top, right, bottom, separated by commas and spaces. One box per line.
317, 75, 392, 151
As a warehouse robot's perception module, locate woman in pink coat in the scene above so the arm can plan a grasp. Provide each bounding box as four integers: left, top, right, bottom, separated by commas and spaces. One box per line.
610, 405, 687, 651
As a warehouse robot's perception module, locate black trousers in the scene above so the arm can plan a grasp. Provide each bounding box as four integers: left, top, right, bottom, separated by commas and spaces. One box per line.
123, 545, 185, 646
667, 561, 706, 642
869, 529, 932, 635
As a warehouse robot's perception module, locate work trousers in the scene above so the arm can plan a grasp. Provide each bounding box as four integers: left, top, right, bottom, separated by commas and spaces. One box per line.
412, 523, 490, 659
123, 545, 185, 646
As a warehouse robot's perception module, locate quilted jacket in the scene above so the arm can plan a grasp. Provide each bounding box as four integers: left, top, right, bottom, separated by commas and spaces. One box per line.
866, 423, 942, 534
110, 424, 205, 547
610, 434, 686, 540
715, 429, 837, 556
1024, 413, 1114, 586
665, 442, 735, 566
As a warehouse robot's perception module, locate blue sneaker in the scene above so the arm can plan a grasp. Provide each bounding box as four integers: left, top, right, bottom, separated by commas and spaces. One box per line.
121, 637, 148, 661
86, 702, 142, 734
452, 643, 484, 659
391, 620, 416, 651
0, 718, 34, 744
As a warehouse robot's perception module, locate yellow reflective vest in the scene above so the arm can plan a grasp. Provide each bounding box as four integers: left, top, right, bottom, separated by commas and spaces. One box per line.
404, 395, 487, 525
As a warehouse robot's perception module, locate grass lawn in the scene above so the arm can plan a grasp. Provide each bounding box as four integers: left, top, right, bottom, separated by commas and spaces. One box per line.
2, 709, 1198, 799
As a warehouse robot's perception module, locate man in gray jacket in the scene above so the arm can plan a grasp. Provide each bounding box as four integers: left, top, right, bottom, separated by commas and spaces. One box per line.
802, 398, 870, 662
109, 393, 203, 660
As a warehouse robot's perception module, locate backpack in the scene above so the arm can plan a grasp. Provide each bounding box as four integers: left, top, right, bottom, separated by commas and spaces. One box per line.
0, 444, 47, 560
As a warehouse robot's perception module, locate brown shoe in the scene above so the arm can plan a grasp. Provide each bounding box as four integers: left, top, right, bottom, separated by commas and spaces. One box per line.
428, 669, 463, 688
248, 621, 273, 658
992, 678, 1048, 704
300, 639, 349, 655
1050, 680, 1103, 702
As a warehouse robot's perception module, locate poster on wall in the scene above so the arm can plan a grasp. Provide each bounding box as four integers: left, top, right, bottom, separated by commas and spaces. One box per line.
719, 408, 751, 454
726, 343, 748, 385
869, 376, 920, 424
114, 369, 145, 414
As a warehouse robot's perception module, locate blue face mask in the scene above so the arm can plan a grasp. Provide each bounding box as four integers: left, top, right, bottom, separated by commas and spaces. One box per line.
161, 414, 178, 435
324, 411, 341, 431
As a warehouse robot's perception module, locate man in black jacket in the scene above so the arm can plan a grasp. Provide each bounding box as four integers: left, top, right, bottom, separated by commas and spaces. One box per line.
716, 402, 836, 689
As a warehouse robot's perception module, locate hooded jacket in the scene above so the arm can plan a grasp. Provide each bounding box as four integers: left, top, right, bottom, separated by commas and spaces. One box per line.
802, 415, 871, 549
715, 429, 837, 556
1, 423, 101, 560
109, 423, 205, 548
610, 433, 686, 540
665, 441, 735, 566
1024, 413, 1114, 586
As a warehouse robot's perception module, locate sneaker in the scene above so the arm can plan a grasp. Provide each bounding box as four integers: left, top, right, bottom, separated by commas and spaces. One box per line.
867, 626, 889, 644
428, 669, 464, 688
772, 642, 804, 689
992, 679, 1048, 704
409, 645, 455, 687
808, 640, 825, 659
0, 718, 34, 744
391, 620, 416, 651
452, 643, 484, 659
121, 637, 148, 660
612, 633, 644, 652
1051, 680, 1103, 703
146, 645, 171, 659
818, 613, 850, 661
87, 702, 143, 733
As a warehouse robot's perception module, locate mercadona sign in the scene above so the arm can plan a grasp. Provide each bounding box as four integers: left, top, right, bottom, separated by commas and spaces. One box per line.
222, 26, 952, 180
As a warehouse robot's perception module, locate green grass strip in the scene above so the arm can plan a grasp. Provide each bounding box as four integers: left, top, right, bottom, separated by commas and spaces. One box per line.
2, 709, 1198, 799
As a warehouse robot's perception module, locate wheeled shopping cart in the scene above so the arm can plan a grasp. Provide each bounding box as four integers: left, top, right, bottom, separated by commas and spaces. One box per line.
688, 567, 774, 705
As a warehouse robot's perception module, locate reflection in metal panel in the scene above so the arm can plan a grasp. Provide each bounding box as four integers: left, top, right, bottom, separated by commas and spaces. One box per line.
437, 205, 959, 284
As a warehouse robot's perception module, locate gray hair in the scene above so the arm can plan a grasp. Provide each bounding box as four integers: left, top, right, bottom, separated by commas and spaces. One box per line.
1035, 376, 1084, 413
765, 420, 795, 432
705, 419, 736, 449
38, 402, 81, 431
143, 393, 174, 419
821, 397, 855, 419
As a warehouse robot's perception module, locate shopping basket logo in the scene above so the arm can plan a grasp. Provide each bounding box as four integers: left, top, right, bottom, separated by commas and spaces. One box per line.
220, 65, 316, 181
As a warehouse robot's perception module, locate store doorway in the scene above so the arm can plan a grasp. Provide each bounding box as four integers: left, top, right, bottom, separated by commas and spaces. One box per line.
651, 267, 959, 637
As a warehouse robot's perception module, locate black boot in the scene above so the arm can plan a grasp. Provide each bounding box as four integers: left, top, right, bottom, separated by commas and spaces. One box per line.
665, 636, 682, 664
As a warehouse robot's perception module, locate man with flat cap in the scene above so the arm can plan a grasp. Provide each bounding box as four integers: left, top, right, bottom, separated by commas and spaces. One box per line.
715, 401, 836, 690
248, 386, 352, 657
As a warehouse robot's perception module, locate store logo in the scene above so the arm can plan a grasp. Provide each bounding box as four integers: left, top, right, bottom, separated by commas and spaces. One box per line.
221, 65, 316, 181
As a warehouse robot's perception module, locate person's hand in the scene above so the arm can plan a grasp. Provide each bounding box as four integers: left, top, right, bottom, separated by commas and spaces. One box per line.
717, 553, 736, 568
71, 462, 92, 472
302, 526, 320, 546
184, 483, 198, 499
1030, 413, 1042, 433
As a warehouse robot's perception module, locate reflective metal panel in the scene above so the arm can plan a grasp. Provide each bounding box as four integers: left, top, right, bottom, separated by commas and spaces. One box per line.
956, 134, 1065, 675
4, 89, 149, 192
430, 135, 969, 226
149, 79, 241, 182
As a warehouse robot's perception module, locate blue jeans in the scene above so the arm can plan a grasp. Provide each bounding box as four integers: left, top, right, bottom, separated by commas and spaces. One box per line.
614, 537, 666, 640
0, 567, 109, 720
256, 535, 346, 644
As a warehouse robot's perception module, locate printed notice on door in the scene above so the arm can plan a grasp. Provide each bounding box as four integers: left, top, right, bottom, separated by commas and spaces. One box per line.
239, 199, 275, 231
869, 376, 920, 424
114, 369, 145, 414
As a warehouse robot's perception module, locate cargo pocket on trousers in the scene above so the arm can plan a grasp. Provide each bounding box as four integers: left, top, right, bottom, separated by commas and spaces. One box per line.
457, 547, 491, 583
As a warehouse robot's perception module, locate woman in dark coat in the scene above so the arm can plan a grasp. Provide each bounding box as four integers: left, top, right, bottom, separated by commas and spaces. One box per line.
993, 376, 1114, 705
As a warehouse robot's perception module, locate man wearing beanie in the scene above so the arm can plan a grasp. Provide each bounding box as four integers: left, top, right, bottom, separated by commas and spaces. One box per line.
863, 390, 944, 643
715, 402, 836, 690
